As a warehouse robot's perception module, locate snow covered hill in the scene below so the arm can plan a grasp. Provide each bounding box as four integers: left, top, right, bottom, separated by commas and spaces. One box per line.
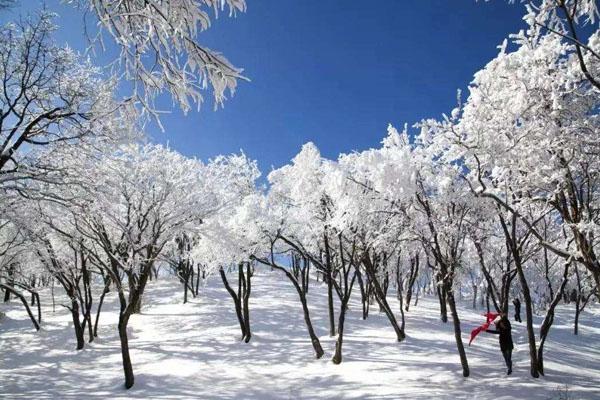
1, 270, 599, 399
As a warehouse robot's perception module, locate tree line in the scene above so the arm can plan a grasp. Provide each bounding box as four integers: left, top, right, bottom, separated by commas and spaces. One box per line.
1, 0, 599, 390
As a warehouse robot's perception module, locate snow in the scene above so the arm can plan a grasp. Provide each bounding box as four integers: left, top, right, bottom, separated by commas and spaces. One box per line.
1, 270, 599, 399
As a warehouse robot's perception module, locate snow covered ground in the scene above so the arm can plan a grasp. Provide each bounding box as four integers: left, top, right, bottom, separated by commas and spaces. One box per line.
1, 270, 599, 399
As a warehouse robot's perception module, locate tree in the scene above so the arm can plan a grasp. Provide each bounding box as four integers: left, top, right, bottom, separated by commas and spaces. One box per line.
36, 236, 95, 349
502, 0, 600, 90
39, 144, 232, 388
453, 26, 600, 297
420, 10, 600, 375
411, 151, 472, 378
335, 126, 416, 343
0, 12, 127, 184
219, 262, 253, 342
71, 0, 247, 117
266, 142, 339, 339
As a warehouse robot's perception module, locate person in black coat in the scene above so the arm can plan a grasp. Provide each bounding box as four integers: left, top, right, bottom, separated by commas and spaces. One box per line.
487, 313, 514, 375
512, 298, 522, 323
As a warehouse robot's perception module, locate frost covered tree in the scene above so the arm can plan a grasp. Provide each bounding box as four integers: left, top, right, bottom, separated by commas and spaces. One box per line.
36, 234, 95, 349
0, 12, 128, 185
415, 7, 600, 376
254, 143, 330, 358
334, 128, 417, 345
0, 219, 42, 331
404, 125, 473, 378
37, 144, 216, 388
2, 1, 600, 391
0, 10, 133, 338
500, 0, 600, 89
69, 0, 247, 116
464, 2, 600, 296
192, 153, 262, 343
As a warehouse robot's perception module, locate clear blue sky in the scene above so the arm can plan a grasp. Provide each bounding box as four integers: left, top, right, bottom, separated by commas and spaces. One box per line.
3, 1, 527, 173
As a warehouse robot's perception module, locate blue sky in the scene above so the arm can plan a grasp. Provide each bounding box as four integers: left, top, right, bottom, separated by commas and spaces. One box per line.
2, 1, 527, 174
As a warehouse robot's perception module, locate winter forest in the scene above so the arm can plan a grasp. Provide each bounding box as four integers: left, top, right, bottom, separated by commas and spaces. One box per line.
1, 0, 600, 399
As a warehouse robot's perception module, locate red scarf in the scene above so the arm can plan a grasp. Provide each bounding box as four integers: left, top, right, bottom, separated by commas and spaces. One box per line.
469, 312, 500, 345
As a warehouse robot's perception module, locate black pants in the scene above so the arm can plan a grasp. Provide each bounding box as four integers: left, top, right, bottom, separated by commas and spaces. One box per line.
514, 312, 522, 322
502, 350, 513, 370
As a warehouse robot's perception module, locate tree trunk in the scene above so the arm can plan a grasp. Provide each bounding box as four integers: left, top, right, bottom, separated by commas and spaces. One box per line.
398, 281, 406, 333
405, 256, 419, 312
190, 266, 195, 298
396, 261, 406, 332
574, 301, 581, 335
129, 292, 142, 314
242, 262, 252, 343
195, 265, 201, 297
324, 234, 336, 336
71, 300, 85, 351
0, 284, 39, 330
254, 256, 324, 359
300, 291, 324, 359
446, 288, 469, 377
437, 284, 448, 323
363, 255, 404, 341
379, 271, 390, 313
94, 280, 110, 337
183, 266, 190, 304
516, 262, 539, 378
499, 213, 539, 378
572, 264, 592, 336
51, 278, 56, 313
537, 262, 569, 375
327, 273, 336, 336
118, 316, 135, 389
30, 279, 36, 306
81, 259, 94, 343
219, 267, 246, 340
374, 280, 404, 341
3, 269, 12, 302
414, 285, 420, 307
111, 257, 155, 390
305, 260, 310, 293
128, 277, 143, 314
332, 300, 348, 364
85, 310, 94, 343
356, 268, 368, 320
32, 291, 41, 324
365, 283, 372, 318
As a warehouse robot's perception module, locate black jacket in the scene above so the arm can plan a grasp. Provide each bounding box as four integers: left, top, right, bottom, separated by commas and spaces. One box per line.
487, 317, 514, 351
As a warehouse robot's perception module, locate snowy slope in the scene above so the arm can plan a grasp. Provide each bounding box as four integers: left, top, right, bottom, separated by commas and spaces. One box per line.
1, 270, 599, 399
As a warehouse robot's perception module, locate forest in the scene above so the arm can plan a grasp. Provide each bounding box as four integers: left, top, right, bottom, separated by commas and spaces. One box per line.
1, 1, 600, 399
